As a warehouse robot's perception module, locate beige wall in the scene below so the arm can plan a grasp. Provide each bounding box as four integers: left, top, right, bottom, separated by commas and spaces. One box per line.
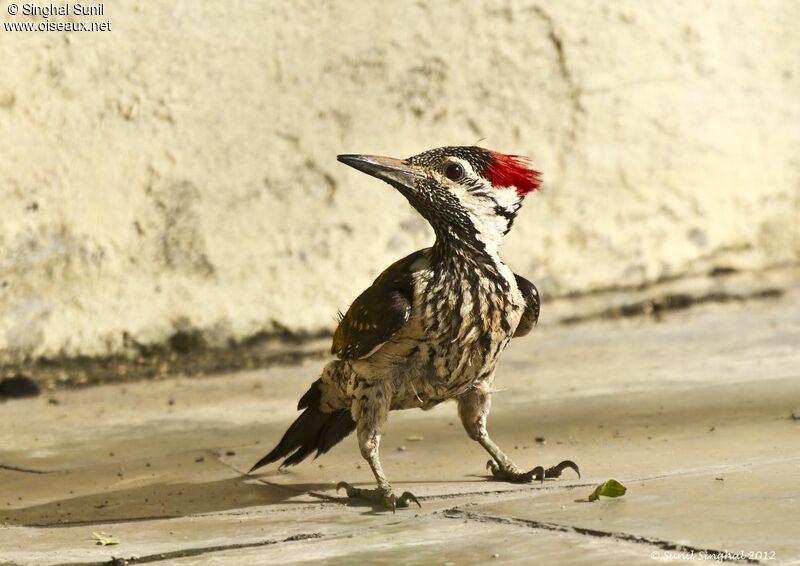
1, 1, 798, 361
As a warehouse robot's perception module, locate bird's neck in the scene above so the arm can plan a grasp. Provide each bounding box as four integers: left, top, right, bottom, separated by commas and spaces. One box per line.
431, 227, 508, 281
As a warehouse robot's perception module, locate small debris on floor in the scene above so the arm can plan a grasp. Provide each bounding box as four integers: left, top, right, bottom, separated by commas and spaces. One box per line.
0, 375, 40, 399
709, 426, 716, 432
588, 479, 627, 502
406, 435, 424, 441
48, 398, 60, 405
535, 436, 546, 444
790, 410, 800, 421
92, 531, 120, 546
194, 456, 205, 463
715, 477, 724, 481
396, 445, 407, 452
225, 450, 236, 456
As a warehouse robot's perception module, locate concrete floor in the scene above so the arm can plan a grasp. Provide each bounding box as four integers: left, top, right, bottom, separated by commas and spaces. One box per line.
1, 282, 799, 565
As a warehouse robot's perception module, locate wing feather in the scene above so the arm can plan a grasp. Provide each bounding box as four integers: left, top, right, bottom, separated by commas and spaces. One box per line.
331, 250, 426, 360
513, 274, 540, 338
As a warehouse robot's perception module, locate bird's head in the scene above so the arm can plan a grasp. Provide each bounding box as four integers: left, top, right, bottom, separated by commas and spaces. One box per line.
338, 146, 541, 256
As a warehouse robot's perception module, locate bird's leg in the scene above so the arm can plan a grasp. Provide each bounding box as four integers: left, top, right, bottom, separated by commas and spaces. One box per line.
457, 387, 580, 483
337, 382, 420, 511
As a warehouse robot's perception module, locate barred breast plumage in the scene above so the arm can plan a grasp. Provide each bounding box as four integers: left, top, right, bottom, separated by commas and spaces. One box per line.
348, 247, 524, 410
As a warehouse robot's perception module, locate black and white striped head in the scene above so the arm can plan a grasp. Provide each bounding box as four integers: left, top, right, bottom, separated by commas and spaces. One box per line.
338, 146, 541, 254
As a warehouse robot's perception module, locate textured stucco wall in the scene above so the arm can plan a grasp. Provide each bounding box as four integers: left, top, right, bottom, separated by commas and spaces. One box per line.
1, 1, 798, 361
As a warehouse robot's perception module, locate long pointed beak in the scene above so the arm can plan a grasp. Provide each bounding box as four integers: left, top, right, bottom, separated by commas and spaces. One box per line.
337, 154, 425, 188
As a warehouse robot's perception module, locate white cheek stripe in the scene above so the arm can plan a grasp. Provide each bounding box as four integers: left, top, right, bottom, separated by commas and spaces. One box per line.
494, 185, 521, 209
450, 183, 521, 253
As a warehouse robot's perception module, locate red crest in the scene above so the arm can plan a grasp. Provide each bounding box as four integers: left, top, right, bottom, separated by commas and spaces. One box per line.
484, 152, 542, 197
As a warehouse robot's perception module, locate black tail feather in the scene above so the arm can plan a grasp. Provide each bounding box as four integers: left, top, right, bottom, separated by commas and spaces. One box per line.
249, 379, 355, 473
297, 381, 321, 410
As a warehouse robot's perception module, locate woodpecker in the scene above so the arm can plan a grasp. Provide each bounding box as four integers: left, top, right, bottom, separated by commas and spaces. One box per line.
250, 146, 578, 510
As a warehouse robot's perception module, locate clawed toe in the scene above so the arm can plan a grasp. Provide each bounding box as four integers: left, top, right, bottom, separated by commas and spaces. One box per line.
544, 459, 580, 480
487, 459, 580, 483
487, 459, 544, 482
336, 481, 421, 511
336, 481, 358, 498
398, 491, 421, 508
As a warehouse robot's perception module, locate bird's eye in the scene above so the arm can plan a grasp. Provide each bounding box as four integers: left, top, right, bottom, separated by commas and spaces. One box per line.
444, 162, 464, 182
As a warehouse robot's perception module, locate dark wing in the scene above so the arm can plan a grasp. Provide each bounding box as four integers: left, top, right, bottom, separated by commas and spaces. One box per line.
332, 287, 411, 359
513, 274, 540, 338
331, 250, 426, 360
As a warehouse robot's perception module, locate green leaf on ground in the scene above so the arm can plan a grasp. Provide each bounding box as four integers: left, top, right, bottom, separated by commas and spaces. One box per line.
588, 479, 627, 501
92, 532, 120, 546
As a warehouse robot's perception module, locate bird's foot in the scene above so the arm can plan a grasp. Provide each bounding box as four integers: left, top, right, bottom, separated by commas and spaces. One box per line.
336, 481, 421, 512
486, 459, 580, 483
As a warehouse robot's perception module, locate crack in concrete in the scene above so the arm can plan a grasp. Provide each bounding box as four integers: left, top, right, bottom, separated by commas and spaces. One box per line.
527, 5, 584, 114
526, 4, 585, 176
18, 514, 184, 529
46, 532, 324, 566
441, 508, 760, 564
410, 480, 595, 503
0, 463, 55, 474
